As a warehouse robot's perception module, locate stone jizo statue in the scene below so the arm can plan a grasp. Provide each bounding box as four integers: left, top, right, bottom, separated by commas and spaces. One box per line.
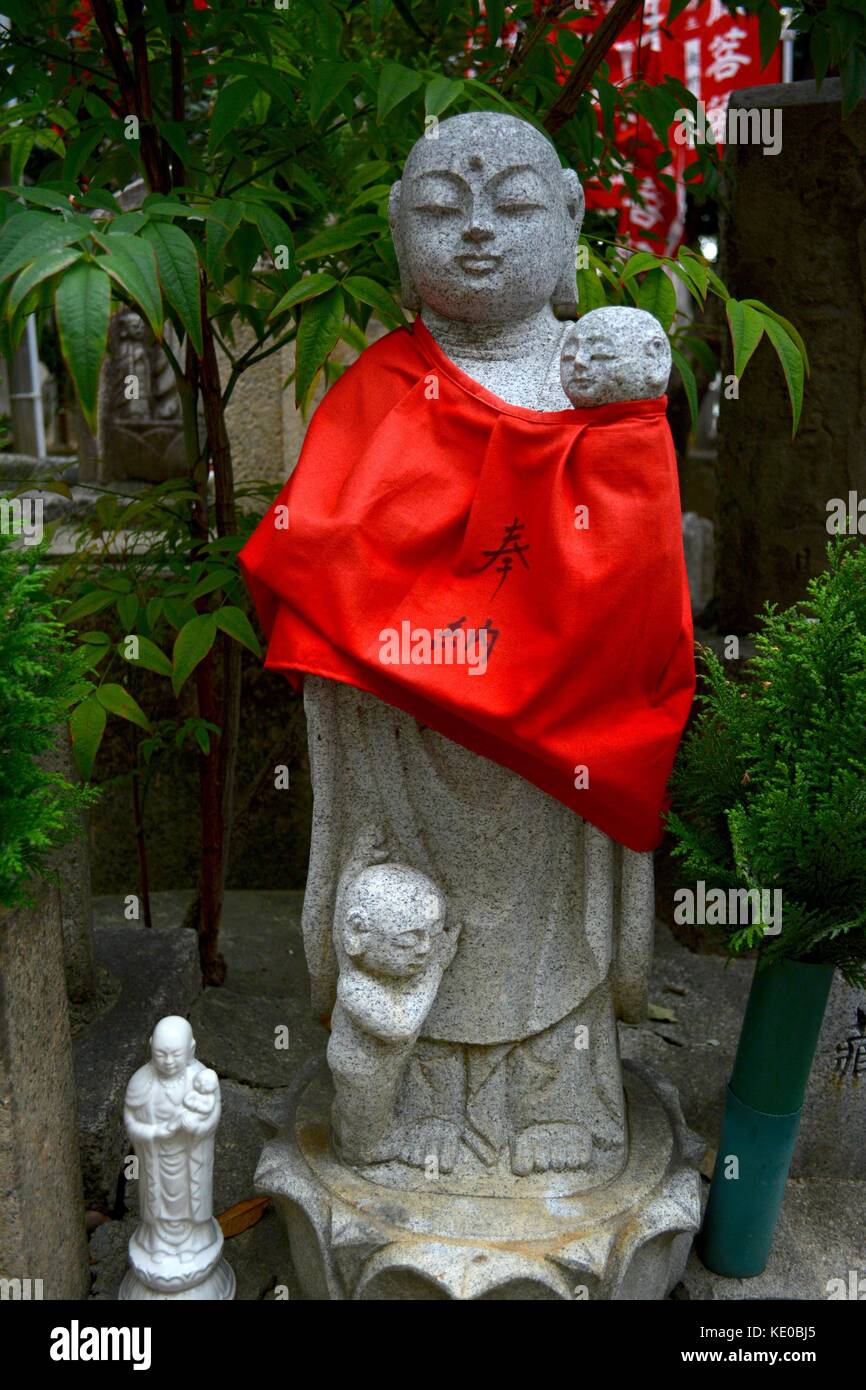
247, 110, 701, 1300
120, 1016, 234, 1300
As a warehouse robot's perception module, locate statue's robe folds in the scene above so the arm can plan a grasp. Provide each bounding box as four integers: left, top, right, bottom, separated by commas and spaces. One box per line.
124, 1061, 215, 1239
240, 319, 694, 1048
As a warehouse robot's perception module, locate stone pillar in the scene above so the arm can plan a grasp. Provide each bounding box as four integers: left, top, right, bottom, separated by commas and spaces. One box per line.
715, 79, 866, 631
0, 883, 89, 1299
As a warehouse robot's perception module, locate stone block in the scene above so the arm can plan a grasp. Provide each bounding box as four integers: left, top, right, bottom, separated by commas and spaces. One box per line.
0, 883, 89, 1299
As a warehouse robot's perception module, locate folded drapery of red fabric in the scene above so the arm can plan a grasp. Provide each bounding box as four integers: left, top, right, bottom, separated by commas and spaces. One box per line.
240, 318, 694, 852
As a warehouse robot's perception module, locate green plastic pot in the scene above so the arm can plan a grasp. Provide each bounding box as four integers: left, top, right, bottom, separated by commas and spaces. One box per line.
698, 956, 834, 1278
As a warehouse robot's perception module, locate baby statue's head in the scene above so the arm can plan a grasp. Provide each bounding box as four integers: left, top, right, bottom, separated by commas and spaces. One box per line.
194, 1068, 218, 1094
340, 864, 446, 980
560, 306, 672, 407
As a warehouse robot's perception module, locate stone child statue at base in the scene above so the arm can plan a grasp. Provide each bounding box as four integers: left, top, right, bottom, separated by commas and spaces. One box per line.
328, 828, 460, 1164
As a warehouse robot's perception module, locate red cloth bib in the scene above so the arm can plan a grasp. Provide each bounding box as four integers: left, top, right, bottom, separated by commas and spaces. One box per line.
240, 319, 694, 851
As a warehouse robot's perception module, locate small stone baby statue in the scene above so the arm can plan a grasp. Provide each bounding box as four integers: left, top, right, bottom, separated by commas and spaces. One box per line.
328, 827, 461, 1165
560, 305, 672, 407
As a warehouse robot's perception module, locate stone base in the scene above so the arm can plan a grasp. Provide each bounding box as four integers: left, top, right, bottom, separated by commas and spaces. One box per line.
256, 1059, 703, 1300
119, 1258, 235, 1301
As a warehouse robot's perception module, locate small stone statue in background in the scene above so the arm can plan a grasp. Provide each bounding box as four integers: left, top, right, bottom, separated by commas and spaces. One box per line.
120, 1016, 235, 1300
328, 828, 460, 1164
560, 306, 672, 408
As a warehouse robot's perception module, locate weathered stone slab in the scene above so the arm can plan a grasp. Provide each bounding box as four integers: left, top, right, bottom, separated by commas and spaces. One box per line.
0, 884, 89, 1299
189, 988, 327, 1090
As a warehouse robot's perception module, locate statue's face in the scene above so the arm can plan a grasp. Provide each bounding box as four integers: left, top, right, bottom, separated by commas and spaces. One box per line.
560, 309, 671, 406
395, 116, 572, 323
361, 914, 443, 979
151, 1018, 193, 1077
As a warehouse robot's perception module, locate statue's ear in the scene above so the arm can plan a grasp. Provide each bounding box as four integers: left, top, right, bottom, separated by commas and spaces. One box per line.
343, 909, 369, 957
552, 168, 584, 320
562, 167, 585, 229
389, 179, 422, 313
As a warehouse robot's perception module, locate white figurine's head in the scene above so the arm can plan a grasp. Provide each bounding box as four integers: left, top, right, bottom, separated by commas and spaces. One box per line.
194, 1068, 218, 1094
390, 111, 584, 322
560, 306, 672, 407
341, 864, 446, 980
150, 1016, 195, 1078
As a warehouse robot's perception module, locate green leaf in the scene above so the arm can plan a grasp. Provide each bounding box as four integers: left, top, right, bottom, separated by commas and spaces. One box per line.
296, 215, 385, 262
810, 23, 831, 85
54, 261, 111, 431
425, 76, 463, 119
725, 299, 765, 379
213, 605, 261, 656
740, 299, 810, 375
120, 634, 172, 678
116, 592, 139, 631
172, 612, 217, 695
69, 697, 106, 780
95, 682, 151, 730
676, 248, 709, 301
8, 247, 82, 316
840, 46, 866, 120
295, 286, 344, 405
704, 263, 731, 300
270, 271, 337, 317
8, 129, 36, 185
637, 267, 677, 330
377, 63, 424, 122
208, 77, 258, 154
163, 597, 197, 630
241, 200, 293, 263
671, 346, 698, 428
141, 221, 202, 355
759, 4, 783, 69
0, 209, 88, 282
62, 126, 103, 181
762, 314, 805, 436
4, 184, 70, 211
188, 568, 236, 600
343, 275, 406, 326
309, 61, 356, 123
620, 250, 664, 283
62, 589, 118, 624
575, 266, 607, 313
96, 236, 163, 339
205, 198, 243, 280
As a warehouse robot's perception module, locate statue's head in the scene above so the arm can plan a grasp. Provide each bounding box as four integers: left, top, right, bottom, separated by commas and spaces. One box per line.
150, 1015, 195, 1077
560, 306, 672, 407
390, 111, 584, 323
341, 864, 446, 979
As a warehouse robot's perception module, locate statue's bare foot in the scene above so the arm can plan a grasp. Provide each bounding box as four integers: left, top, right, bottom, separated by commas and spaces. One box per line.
510, 1123, 592, 1176
397, 1119, 463, 1174
335, 1128, 401, 1166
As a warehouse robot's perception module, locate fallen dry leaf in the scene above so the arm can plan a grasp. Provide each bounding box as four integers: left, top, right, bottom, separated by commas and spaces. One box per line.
648, 1002, 678, 1023
218, 1195, 271, 1240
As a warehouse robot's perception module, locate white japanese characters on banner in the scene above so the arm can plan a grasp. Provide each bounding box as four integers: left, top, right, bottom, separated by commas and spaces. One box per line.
551, 0, 783, 253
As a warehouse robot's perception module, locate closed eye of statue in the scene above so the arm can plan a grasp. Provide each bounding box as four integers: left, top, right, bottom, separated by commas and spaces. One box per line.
412, 202, 462, 215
